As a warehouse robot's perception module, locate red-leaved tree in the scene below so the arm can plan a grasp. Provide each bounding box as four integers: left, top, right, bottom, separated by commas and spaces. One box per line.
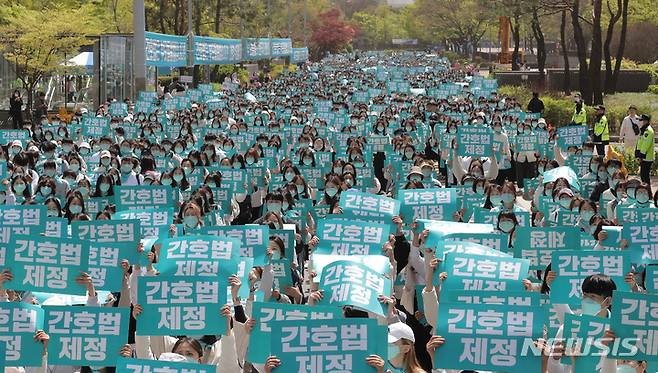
310, 8, 356, 60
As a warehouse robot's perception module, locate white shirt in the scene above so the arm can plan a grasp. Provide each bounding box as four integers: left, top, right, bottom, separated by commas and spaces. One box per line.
619, 114, 640, 151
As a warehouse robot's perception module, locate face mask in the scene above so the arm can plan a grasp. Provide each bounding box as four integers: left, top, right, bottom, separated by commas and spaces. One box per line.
175, 147, 184, 154
78, 187, 89, 197
13, 184, 26, 194
598, 171, 607, 180
333, 167, 342, 174
173, 174, 184, 182
121, 147, 130, 155
62, 145, 72, 153
325, 187, 338, 197
101, 158, 111, 167
100, 143, 110, 151
501, 193, 514, 204
100, 183, 111, 193
581, 297, 604, 316
267, 202, 282, 213
40, 186, 52, 196
387, 343, 401, 361
476, 185, 485, 195
607, 167, 618, 175
615, 365, 637, 373
235, 193, 246, 202
499, 220, 515, 233
626, 188, 636, 200
489, 195, 502, 206
303, 158, 312, 166
581, 210, 594, 223
582, 150, 594, 156
44, 169, 56, 178
121, 164, 133, 174
559, 197, 572, 209
405, 151, 414, 159
296, 184, 305, 193
636, 193, 650, 204
69, 204, 82, 214
422, 169, 432, 178
449, 128, 457, 134
183, 167, 192, 176
493, 126, 502, 133
69, 164, 80, 172
182, 215, 198, 229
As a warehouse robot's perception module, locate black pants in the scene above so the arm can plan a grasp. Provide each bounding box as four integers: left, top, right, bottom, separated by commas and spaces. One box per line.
515, 161, 536, 189
595, 141, 609, 156
641, 160, 652, 185
10, 112, 21, 129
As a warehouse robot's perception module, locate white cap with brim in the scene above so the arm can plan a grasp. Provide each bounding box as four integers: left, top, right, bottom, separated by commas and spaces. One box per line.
388, 322, 415, 343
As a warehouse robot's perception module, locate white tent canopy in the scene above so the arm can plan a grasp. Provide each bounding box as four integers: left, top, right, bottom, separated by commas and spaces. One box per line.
66, 51, 93, 67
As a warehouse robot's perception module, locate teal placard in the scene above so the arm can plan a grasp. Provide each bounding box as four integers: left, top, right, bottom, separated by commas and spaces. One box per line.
82, 116, 110, 137
551, 250, 631, 305
157, 235, 241, 277
457, 125, 493, 157
0, 130, 29, 145
557, 125, 588, 148
561, 313, 609, 371
609, 291, 658, 360
622, 222, 658, 264
137, 276, 228, 336
247, 302, 342, 364
443, 232, 507, 253
5, 235, 89, 295
44, 217, 67, 238
0, 302, 44, 366
339, 189, 401, 222
44, 306, 129, 366
115, 207, 174, 239
115, 185, 174, 210
438, 252, 529, 291
315, 218, 390, 256
0, 205, 47, 266
116, 357, 215, 373
198, 225, 269, 266
434, 302, 545, 373
514, 133, 539, 152
436, 240, 512, 262
84, 196, 114, 218
397, 188, 459, 224
319, 260, 391, 316
616, 206, 658, 223
418, 219, 495, 250
513, 226, 581, 270
442, 290, 540, 306
310, 254, 391, 284
88, 242, 130, 291
71, 219, 140, 246
109, 102, 128, 117
271, 318, 387, 373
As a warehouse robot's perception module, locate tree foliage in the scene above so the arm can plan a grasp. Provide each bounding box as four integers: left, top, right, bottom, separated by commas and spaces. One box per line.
0, 4, 101, 117
310, 8, 356, 59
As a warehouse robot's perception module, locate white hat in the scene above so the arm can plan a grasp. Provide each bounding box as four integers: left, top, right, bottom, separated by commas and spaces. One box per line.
538, 118, 546, 124
388, 322, 415, 343
100, 150, 111, 159
79, 141, 91, 149
10, 140, 22, 149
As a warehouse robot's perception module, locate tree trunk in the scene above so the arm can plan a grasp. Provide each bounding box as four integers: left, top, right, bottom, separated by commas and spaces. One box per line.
215, 0, 222, 34
604, 0, 622, 93
159, 0, 167, 33
26, 81, 34, 122
531, 7, 546, 77
193, 1, 202, 87
511, 15, 521, 71
571, 0, 591, 104
611, 0, 629, 93
173, 0, 180, 35
588, 0, 604, 105
560, 9, 571, 95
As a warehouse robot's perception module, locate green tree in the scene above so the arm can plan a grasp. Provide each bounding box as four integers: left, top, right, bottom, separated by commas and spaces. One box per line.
0, 5, 101, 118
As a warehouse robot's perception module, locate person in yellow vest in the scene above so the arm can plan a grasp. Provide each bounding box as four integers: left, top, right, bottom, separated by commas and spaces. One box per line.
593, 105, 609, 156
635, 114, 655, 185
571, 93, 587, 126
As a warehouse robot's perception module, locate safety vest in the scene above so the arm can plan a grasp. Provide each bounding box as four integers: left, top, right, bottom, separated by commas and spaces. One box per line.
572, 105, 587, 125
594, 115, 609, 141
636, 125, 655, 162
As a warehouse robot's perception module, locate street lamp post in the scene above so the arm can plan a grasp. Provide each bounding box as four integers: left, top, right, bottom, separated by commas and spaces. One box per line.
133, 0, 146, 93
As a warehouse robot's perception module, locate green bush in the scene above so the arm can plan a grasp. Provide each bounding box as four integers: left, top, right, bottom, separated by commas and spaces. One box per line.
498, 85, 533, 105
647, 85, 658, 95
652, 151, 658, 176
615, 145, 640, 175
638, 64, 658, 82
542, 96, 574, 127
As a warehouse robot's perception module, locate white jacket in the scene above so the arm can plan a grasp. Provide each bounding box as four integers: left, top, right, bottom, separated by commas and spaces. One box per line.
619, 115, 640, 151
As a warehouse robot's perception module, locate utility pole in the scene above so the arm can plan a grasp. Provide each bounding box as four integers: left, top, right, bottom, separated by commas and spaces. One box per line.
268, 0, 272, 60
240, 0, 245, 61
133, 0, 146, 93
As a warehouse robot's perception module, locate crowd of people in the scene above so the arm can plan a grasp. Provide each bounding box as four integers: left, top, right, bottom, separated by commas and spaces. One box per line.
1, 51, 657, 373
